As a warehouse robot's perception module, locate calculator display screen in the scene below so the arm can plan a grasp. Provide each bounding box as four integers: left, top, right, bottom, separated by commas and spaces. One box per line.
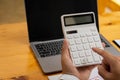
64, 14, 94, 26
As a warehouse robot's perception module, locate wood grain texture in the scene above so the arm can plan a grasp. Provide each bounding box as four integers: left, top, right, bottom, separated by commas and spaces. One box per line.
0, 23, 49, 80
99, 11, 120, 51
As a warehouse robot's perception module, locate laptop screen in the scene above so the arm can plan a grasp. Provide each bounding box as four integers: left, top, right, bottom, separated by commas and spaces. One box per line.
24, 0, 99, 42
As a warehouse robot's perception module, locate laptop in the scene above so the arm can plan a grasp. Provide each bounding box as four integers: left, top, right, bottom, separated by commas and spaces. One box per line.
24, 0, 120, 74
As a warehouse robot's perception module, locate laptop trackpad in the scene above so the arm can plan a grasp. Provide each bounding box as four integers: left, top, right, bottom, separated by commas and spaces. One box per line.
38, 55, 62, 74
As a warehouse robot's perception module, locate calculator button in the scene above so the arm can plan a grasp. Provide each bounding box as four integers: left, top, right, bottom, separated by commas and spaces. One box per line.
83, 43, 90, 50
70, 46, 77, 52
93, 57, 100, 62
80, 33, 86, 37
92, 52, 100, 62
67, 35, 73, 39
86, 32, 92, 36
69, 39, 75, 45
76, 45, 83, 51
81, 58, 87, 64
74, 59, 81, 65
95, 42, 102, 48
81, 38, 88, 43
85, 50, 92, 56
78, 51, 85, 57
73, 34, 79, 38
89, 43, 96, 48
88, 37, 94, 42
71, 52, 79, 59
86, 56, 94, 63
75, 39, 82, 44
93, 36, 100, 42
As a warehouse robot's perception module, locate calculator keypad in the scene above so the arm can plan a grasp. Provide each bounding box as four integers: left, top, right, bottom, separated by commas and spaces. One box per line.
67, 30, 103, 67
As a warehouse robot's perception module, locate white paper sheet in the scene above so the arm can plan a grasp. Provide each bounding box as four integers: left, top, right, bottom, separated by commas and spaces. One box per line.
48, 67, 104, 80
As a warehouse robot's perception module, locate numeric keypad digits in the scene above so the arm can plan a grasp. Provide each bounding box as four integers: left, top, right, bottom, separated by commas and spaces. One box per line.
67, 30, 103, 67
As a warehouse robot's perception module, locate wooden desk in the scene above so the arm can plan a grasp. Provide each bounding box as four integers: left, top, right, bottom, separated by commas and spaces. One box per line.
0, 23, 49, 80
98, 0, 120, 14
0, 11, 120, 80
99, 11, 120, 51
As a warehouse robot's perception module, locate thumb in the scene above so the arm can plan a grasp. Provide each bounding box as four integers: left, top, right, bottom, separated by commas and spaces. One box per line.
61, 39, 69, 57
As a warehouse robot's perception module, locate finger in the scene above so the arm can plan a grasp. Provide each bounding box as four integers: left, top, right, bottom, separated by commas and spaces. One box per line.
61, 40, 75, 71
102, 42, 106, 48
62, 39, 69, 56
92, 48, 114, 62
115, 56, 120, 61
61, 39, 74, 63
98, 65, 111, 79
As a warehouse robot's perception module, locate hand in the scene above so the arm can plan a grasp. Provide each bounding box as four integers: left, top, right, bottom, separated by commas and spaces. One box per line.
92, 48, 120, 80
61, 40, 96, 80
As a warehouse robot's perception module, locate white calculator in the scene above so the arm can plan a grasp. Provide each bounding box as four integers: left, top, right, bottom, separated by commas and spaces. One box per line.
61, 12, 104, 67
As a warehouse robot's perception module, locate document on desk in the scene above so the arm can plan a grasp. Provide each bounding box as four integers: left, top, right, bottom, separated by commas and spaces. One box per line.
89, 67, 103, 80
48, 67, 104, 80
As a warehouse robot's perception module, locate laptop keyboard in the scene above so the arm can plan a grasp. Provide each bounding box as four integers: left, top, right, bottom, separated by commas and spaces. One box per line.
34, 38, 110, 58
35, 40, 63, 57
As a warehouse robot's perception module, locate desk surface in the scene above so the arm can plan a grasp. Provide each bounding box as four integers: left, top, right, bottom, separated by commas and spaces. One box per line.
0, 11, 120, 80
99, 11, 120, 50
